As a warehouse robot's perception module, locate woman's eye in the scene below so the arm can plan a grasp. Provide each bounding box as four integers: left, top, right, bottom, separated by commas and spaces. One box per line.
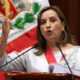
41, 20, 46, 25
50, 17, 56, 22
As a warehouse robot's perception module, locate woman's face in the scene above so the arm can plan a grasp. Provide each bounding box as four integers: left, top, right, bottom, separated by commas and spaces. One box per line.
40, 9, 64, 42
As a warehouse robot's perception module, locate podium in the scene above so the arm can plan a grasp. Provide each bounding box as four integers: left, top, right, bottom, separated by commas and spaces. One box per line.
4, 72, 80, 80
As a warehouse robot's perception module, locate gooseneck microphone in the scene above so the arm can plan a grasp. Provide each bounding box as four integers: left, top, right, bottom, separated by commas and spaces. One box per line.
49, 63, 54, 73
0, 43, 39, 69
56, 42, 75, 80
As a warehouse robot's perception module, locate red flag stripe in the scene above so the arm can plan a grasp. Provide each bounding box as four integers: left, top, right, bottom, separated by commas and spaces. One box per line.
6, 26, 37, 53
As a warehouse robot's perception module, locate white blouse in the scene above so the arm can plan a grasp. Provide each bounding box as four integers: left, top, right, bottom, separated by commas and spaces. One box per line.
0, 46, 80, 73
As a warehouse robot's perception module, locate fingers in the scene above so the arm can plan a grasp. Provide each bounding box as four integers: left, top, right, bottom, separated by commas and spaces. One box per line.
2, 14, 11, 37
4, 13, 11, 22
7, 19, 10, 26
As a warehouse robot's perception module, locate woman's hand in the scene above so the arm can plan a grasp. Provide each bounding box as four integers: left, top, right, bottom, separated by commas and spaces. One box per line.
2, 14, 10, 38
0, 14, 11, 58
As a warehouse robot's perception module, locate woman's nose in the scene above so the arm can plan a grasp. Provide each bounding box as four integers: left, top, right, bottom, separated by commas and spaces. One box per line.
46, 21, 51, 28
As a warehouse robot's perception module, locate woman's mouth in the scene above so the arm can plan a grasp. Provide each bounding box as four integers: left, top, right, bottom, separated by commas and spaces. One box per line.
46, 30, 52, 34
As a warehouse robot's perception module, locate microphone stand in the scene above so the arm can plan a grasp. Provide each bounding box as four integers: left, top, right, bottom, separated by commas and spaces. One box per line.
0, 43, 39, 69
56, 42, 75, 80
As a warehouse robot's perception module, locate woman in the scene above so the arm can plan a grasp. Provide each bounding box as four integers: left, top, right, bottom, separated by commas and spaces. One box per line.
0, 6, 80, 72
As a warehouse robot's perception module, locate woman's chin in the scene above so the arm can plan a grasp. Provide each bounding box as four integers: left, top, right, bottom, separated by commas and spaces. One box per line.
45, 36, 57, 42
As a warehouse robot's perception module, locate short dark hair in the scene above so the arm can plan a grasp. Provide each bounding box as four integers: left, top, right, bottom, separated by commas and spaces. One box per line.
35, 6, 77, 55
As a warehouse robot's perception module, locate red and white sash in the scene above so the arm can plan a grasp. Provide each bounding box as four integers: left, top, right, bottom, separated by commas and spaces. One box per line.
45, 45, 57, 64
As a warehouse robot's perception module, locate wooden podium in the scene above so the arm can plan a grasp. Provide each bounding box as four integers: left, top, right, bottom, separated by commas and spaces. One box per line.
4, 72, 80, 80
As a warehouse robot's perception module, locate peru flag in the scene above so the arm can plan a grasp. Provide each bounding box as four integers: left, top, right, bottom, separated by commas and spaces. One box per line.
0, 0, 50, 80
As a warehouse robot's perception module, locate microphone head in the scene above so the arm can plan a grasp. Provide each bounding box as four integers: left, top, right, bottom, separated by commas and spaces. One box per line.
49, 63, 54, 73
56, 42, 60, 48
33, 43, 39, 48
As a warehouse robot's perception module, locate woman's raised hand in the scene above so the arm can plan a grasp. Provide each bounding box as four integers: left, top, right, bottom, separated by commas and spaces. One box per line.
2, 14, 11, 38
0, 14, 11, 58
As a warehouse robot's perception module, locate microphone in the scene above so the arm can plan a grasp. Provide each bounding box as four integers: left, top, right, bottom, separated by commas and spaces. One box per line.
0, 43, 39, 69
56, 42, 75, 80
49, 63, 54, 73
